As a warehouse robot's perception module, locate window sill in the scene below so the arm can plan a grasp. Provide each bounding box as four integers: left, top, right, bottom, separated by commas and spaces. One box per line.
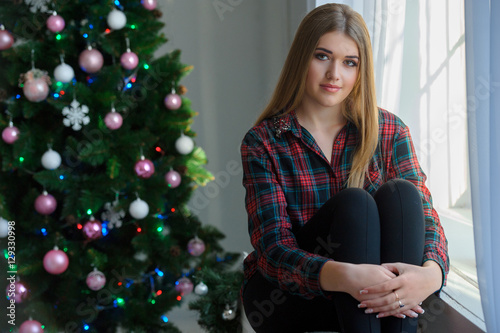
437, 207, 485, 331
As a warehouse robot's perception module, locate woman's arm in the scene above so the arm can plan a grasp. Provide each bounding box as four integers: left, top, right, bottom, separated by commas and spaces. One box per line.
242, 130, 332, 298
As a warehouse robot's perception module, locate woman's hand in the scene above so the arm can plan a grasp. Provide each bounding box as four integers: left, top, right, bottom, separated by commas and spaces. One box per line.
319, 261, 397, 302
357, 261, 443, 319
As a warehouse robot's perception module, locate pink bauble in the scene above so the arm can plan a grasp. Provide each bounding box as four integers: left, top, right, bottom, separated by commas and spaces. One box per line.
19, 320, 44, 333
120, 51, 139, 70
86, 269, 106, 291
34, 192, 57, 215
23, 78, 49, 102
83, 219, 103, 240
6, 281, 29, 303
187, 237, 206, 256
175, 277, 194, 295
79, 48, 104, 73
104, 111, 123, 130
2, 125, 20, 144
43, 248, 69, 274
141, 0, 157, 10
47, 14, 65, 32
134, 158, 155, 178
0, 29, 14, 51
164, 93, 182, 110
165, 170, 181, 188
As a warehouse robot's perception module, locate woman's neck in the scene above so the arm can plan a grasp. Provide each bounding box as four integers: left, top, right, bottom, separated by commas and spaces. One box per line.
296, 103, 347, 132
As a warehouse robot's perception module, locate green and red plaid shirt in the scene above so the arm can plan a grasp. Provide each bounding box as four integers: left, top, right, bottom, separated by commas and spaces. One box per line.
241, 108, 449, 299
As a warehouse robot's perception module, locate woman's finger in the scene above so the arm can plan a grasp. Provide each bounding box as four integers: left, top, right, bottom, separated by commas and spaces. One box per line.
360, 278, 402, 297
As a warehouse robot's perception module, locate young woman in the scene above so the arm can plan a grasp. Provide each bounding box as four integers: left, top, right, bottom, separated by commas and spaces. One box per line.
240, 3, 449, 333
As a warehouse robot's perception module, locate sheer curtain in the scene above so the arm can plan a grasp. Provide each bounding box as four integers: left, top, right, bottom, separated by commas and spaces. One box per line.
464, 0, 500, 331
316, 0, 469, 210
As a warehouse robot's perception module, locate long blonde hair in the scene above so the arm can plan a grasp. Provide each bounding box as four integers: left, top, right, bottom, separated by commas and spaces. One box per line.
255, 3, 378, 188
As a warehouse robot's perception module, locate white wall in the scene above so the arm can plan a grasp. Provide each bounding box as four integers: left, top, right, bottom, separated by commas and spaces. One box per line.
156, 0, 311, 254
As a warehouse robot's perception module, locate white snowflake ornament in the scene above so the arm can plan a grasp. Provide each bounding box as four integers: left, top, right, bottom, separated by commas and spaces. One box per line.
62, 99, 90, 131
24, 0, 51, 13
101, 200, 126, 229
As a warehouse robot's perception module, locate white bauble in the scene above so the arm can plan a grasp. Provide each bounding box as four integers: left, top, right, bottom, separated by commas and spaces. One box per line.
134, 251, 148, 262
194, 282, 209, 296
107, 9, 127, 30
54, 63, 75, 83
175, 134, 194, 155
0, 217, 8, 238
41, 148, 62, 170
129, 198, 149, 219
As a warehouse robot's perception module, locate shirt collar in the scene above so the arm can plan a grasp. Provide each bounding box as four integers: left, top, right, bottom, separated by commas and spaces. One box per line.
272, 109, 354, 139
272, 110, 302, 139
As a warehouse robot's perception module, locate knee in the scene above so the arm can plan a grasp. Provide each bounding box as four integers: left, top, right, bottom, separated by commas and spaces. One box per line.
377, 179, 418, 197
375, 179, 422, 207
335, 187, 374, 204
385, 179, 417, 190
329, 187, 378, 220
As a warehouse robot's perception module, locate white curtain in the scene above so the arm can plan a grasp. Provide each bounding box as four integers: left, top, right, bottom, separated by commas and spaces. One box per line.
464, 0, 500, 331
319, 0, 468, 210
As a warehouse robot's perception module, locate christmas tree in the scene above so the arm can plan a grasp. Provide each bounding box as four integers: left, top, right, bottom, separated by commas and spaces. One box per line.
0, 0, 241, 332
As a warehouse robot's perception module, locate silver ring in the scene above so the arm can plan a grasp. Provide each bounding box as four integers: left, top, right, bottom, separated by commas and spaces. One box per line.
399, 300, 404, 308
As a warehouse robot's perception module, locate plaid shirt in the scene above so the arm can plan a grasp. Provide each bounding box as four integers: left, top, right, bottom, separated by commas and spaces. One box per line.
241, 109, 449, 299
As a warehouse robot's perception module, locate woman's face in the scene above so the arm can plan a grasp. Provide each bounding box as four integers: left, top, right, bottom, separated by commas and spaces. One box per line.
302, 31, 359, 112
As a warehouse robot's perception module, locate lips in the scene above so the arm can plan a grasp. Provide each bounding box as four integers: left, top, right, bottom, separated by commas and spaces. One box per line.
320, 84, 341, 92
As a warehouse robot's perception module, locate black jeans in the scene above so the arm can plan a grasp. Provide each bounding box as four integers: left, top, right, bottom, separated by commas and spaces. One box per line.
243, 179, 425, 333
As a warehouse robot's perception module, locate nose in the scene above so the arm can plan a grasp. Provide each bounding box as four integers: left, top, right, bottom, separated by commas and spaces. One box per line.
326, 61, 340, 80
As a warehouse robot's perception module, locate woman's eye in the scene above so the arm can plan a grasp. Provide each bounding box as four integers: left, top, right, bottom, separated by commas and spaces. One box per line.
345, 60, 358, 67
315, 53, 329, 61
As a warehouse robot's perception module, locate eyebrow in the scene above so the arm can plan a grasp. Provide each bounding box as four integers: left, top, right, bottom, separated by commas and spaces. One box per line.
315, 47, 359, 59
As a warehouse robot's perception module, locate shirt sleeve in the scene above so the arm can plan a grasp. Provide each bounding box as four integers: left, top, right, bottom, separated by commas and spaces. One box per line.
241, 130, 331, 299
389, 124, 450, 288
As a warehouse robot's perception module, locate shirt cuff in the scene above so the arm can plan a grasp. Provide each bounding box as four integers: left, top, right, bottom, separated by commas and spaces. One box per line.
301, 256, 333, 299
423, 254, 448, 293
